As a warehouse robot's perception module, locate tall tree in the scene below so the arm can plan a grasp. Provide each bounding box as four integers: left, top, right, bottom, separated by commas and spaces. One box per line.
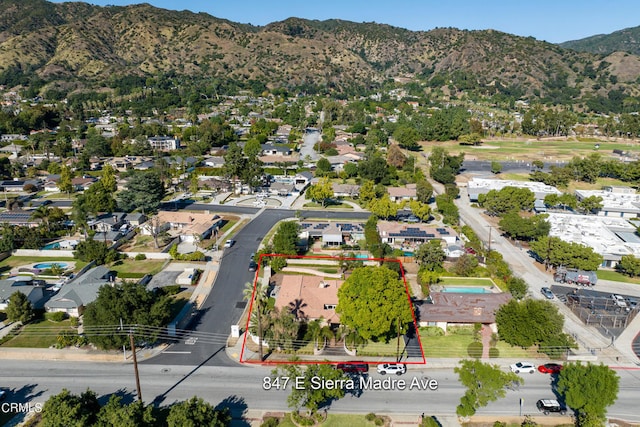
95, 395, 156, 427
415, 240, 446, 271
6, 291, 34, 323
58, 165, 73, 194
306, 177, 334, 207
455, 359, 522, 417
166, 397, 231, 427
557, 363, 619, 426
40, 389, 101, 427
118, 171, 165, 214
336, 266, 413, 342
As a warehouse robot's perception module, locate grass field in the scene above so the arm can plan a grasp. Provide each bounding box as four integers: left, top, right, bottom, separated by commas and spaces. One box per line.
2, 318, 75, 348
596, 269, 640, 285
277, 413, 386, 427
419, 137, 640, 162
304, 202, 353, 209
109, 258, 166, 278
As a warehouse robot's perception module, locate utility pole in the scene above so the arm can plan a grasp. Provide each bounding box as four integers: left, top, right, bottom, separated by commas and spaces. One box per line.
129, 329, 142, 402
487, 225, 493, 252
395, 316, 402, 362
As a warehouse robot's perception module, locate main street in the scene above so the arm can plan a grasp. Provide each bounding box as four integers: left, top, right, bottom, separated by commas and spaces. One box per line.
1, 360, 639, 422
148, 207, 371, 367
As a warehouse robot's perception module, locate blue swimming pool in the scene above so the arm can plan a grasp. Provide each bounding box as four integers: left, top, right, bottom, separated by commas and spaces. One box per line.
354, 254, 369, 259
33, 262, 68, 270
442, 287, 489, 294
42, 242, 60, 250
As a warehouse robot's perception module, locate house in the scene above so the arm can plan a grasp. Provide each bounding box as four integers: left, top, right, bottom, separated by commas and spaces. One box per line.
124, 213, 147, 227
71, 176, 98, 192
387, 184, 417, 202
0, 210, 41, 227
416, 292, 512, 333
260, 144, 292, 156
88, 212, 127, 233
0, 277, 46, 310
377, 220, 458, 248
275, 275, 343, 325
203, 156, 225, 168
0, 179, 41, 193
0, 134, 28, 143
269, 182, 295, 196
92, 231, 123, 244
332, 183, 360, 198
300, 221, 365, 246
106, 157, 134, 172
148, 136, 180, 151
0, 142, 24, 154
294, 171, 313, 188
197, 178, 232, 193
43, 175, 61, 192
141, 211, 222, 243
45, 266, 114, 316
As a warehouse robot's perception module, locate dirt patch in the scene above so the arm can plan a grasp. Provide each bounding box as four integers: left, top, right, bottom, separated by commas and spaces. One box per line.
466, 415, 573, 426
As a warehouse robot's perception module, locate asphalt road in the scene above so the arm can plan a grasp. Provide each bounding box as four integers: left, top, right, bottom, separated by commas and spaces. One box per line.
1, 360, 639, 422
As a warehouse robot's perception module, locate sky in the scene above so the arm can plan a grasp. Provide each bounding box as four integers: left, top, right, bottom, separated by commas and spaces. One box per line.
50, 0, 640, 44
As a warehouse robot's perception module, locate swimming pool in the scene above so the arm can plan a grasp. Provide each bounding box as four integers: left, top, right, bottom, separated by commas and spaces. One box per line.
442, 287, 489, 294
33, 262, 68, 270
42, 242, 60, 250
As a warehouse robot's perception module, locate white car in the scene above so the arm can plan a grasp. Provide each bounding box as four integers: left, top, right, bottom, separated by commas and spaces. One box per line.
223, 239, 235, 248
510, 361, 536, 374
376, 363, 407, 375
610, 294, 630, 311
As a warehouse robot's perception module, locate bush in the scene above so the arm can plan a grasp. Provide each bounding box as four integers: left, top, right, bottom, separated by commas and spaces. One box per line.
70, 317, 79, 327
366, 413, 377, 421
489, 347, 500, 358
261, 417, 280, 427
374, 417, 384, 426
47, 312, 67, 322
422, 416, 440, 427
467, 341, 483, 358
421, 326, 445, 337
134, 253, 147, 260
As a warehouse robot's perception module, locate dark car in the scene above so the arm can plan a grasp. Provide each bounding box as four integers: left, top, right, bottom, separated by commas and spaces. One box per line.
0, 389, 7, 401
536, 399, 567, 415
538, 363, 563, 374
248, 261, 258, 272
336, 362, 369, 374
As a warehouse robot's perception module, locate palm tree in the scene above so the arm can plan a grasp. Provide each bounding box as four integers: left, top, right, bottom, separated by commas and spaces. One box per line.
243, 281, 268, 360
30, 205, 52, 232
288, 298, 307, 321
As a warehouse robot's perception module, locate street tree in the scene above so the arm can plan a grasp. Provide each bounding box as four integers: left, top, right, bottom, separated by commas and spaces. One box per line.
499, 212, 550, 241
455, 359, 522, 417
415, 240, 446, 271
6, 291, 34, 323
478, 187, 535, 216
40, 389, 101, 427
495, 299, 576, 357
274, 364, 347, 416
490, 161, 502, 174
83, 281, 172, 350
435, 195, 459, 225
272, 221, 300, 255
95, 395, 156, 427
529, 236, 603, 271
306, 177, 334, 207
166, 396, 232, 427
368, 193, 399, 219
557, 363, 619, 426
337, 266, 413, 341
616, 254, 640, 277
359, 179, 376, 205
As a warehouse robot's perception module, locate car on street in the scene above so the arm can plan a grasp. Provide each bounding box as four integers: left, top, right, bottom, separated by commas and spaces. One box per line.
626, 297, 638, 310
376, 363, 407, 375
248, 261, 258, 272
223, 239, 235, 248
0, 389, 6, 401
536, 399, 567, 415
541, 287, 554, 299
336, 362, 369, 374
510, 361, 536, 374
538, 363, 563, 374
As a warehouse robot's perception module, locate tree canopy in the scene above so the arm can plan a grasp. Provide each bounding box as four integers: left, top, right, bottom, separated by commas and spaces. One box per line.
478, 187, 535, 216
495, 299, 576, 357
118, 171, 165, 214
337, 266, 413, 341
499, 212, 550, 241
6, 291, 34, 323
274, 364, 347, 415
557, 363, 619, 425
529, 236, 603, 271
166, 397, 231, 427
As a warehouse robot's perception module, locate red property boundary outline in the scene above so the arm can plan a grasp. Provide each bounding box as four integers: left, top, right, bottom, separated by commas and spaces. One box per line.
240, 253, 426, 365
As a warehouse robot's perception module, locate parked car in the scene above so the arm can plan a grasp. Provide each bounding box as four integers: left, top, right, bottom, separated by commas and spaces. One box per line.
536, 399, 567, 415
248, 261, 258, 272
626, 297, 638, 310
223, 239, 235, 248
336, 362, 369, 374
538, 363, 563, 374
541, 287, 554, 299
510, 362, 536, 374
376, 363, 407, 375
610, 294, 630, 311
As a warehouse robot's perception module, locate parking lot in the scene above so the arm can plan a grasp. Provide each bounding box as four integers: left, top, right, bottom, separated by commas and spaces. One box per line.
550, 285, 639, 338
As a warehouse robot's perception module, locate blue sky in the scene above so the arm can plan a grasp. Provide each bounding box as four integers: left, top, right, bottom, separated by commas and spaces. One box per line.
51, 0, 640, 43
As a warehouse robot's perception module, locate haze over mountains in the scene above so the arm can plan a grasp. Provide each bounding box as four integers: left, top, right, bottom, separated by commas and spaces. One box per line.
2, 0, 640, 99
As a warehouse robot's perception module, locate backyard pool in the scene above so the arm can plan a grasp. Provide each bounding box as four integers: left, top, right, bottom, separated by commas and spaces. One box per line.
442, 287, 489, 294
33, 262, 68, 270
41, 242, 60, 250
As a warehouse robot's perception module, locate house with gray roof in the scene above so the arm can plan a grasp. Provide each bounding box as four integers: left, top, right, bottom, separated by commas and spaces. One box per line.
45, 266, 114, 316
0, 278, 46, 310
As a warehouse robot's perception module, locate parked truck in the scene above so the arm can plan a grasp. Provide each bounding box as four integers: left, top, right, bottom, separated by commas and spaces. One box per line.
553, 266, 597, 286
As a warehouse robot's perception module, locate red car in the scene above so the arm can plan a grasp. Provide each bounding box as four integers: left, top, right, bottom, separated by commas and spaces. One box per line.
538, 363, 563, 374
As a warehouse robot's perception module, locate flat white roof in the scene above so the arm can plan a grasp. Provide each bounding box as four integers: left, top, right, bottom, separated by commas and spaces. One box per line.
468, 178, 561, 195
575, 189, 640, 213
546, 213, 640, 259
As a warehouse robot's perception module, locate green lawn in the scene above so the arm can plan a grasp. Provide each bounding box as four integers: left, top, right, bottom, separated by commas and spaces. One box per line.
439, 277, 496, 286
2, 318, 75, 348
303, 202, 353, 209
596, 269, 640, 284
278, 413, 384, 427
109, 258, 166, 278
419, 327, 539, 359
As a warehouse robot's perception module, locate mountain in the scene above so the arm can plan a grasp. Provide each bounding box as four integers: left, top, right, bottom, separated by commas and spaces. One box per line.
560, 26, 640, 56
1, 0, 640, 101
